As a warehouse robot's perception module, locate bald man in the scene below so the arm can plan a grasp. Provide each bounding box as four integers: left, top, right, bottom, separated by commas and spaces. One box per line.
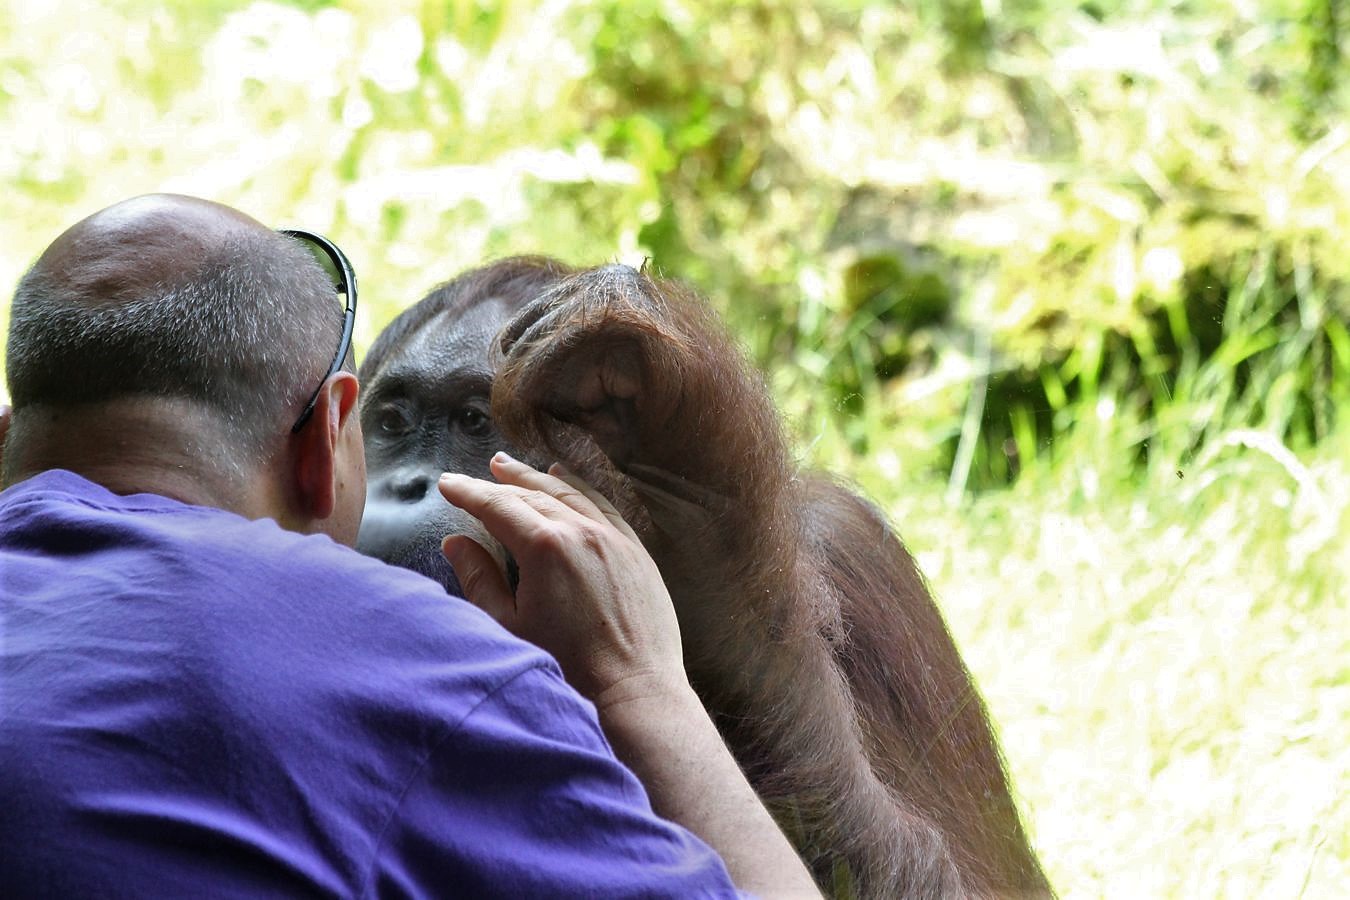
0, 195, 818, 899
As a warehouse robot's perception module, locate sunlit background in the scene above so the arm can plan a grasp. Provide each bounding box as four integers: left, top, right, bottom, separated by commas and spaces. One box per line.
2, 0, 1346, 895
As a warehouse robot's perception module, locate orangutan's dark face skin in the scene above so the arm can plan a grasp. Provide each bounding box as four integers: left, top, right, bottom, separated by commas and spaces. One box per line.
355, 297, 520, 596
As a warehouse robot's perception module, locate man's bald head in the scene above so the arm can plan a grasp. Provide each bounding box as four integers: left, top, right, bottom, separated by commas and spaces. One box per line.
5, 193, 343, 460
34, 194, 264, 311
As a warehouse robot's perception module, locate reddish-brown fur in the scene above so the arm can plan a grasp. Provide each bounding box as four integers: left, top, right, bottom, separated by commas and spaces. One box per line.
368, 258, 1050, 898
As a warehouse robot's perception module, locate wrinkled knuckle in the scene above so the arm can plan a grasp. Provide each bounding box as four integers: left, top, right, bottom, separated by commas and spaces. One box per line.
578, 520, 609, 550
530, 524, 571, 556
573, 522, 619, 562
554, 486, 584, 506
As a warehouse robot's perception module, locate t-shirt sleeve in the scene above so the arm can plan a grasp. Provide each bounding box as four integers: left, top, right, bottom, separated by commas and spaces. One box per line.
365, 665, 745, 899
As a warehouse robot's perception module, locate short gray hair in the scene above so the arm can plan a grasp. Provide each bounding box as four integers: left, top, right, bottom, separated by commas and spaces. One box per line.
5, 229, 343, 457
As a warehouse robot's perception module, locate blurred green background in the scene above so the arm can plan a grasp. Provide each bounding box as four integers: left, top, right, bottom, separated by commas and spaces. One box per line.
2, 0, 1346, 894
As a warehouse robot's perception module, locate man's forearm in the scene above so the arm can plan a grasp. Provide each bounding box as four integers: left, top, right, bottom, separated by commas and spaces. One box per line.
597, 679, 822, 899
437, 459, 820, 896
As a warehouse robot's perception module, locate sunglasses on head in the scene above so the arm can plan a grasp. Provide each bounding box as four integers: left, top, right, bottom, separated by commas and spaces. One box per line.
277, 229, 358, 434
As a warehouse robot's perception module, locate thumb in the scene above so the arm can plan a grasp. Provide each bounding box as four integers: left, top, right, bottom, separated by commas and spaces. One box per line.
442, 535, 517, 627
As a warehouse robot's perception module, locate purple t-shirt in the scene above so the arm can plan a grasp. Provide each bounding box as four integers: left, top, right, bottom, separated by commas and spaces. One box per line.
0, 470, 739, 898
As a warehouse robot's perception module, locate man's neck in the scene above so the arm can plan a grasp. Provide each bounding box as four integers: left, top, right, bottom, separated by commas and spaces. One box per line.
2, 399, 280, 520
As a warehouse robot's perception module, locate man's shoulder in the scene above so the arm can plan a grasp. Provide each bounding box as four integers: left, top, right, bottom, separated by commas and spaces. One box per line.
3, 469, 439, 598
1, 467, 553, 693
369, 662, 743, 898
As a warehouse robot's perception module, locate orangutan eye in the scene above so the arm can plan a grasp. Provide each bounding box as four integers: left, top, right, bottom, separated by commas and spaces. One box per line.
454, 406, 492, 438
376, 404, 415, 437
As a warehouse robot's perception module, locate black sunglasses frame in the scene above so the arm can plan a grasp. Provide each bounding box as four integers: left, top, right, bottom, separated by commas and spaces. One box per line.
278, 228, 358, 434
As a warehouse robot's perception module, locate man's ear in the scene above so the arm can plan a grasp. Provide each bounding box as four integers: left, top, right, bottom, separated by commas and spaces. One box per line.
292, 374, 360, 521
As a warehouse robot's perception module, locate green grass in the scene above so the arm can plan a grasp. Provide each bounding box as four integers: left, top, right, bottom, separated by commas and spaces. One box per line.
838, 419, 1350, 898
789, 315, 1349, 896
771, 202, 1347, 896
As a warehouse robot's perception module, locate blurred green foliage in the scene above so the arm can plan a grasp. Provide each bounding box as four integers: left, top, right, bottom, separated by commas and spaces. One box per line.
2, 0, 1346, 492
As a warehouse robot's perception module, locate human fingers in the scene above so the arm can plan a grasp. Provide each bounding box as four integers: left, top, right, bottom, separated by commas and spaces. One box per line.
438, 470, 589, 572
547, 462, 640, 542
486, 453, 641, 544
488, 452, 611, 525
441, 534, 516, 626
438, 469, 559, 528
441, 467, 681, 703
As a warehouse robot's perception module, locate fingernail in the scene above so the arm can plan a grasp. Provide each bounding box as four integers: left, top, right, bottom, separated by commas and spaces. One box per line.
493, 450, 518, 465
549, 461, 571, 476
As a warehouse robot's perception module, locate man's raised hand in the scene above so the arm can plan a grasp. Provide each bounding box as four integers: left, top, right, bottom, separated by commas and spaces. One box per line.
437, 452, 685, 707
